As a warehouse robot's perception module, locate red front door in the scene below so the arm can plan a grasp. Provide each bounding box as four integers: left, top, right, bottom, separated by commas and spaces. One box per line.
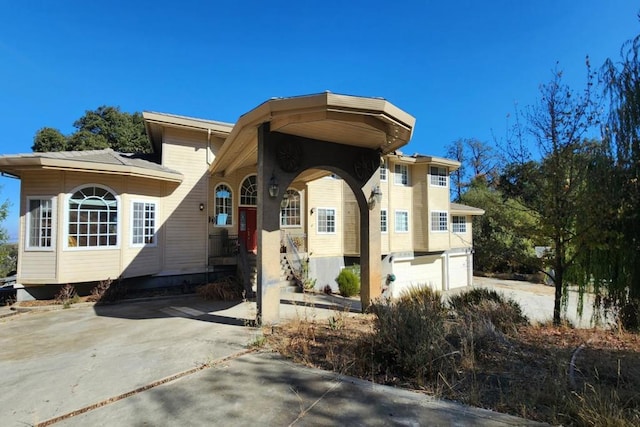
238, 207, 257, 252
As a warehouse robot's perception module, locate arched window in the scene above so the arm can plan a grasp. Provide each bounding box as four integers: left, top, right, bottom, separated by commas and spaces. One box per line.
214, 184, 233, 226
240, 175, 257, 206
280, 189, 301, 227
68, 186, 118, 247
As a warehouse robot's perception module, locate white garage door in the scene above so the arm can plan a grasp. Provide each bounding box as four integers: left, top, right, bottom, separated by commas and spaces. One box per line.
448, 255, 469, 289
391, 255, 442, 298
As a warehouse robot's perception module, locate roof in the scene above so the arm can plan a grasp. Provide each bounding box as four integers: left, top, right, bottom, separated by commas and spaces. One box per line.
450, 202, 485, 216
0, 149, 183, 183
386, 152, 461, 171
209, 92, 416, 177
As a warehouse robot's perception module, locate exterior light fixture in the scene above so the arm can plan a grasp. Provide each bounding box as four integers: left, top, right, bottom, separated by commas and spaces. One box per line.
368, 185, 383, 210
268, 174, 279, 198
199, 203, 205, 211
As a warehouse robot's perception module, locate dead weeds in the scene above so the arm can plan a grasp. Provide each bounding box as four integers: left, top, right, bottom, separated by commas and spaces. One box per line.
266, 315, 640, 426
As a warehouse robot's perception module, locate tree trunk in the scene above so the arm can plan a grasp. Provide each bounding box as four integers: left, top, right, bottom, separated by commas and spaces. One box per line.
553, 265, 563, 326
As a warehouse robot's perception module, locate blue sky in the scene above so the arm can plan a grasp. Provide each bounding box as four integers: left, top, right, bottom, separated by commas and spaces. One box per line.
1, 1, 638, 241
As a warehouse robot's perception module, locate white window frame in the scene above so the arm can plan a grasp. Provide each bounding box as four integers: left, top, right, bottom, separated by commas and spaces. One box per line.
394, 210, 409, 233
214, 183, 233, 227
65, 184, 121, 250
431, 210, 449, 232
381, 209, 388, 233
130, 200, 158, 247
239, 175, 257, 206
452, 215, 467, 233
280, 189, 301, 228
394, 164, 409, 186
26, 196, 56, 251
380, 159, 387, 182
430, 166, 448, 187
316, 207, 336, 234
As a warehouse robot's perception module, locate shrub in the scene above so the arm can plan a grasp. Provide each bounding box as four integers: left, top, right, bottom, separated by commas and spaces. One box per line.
448, 287, 528, 333
368, 286, 452, 384
197, 276, 243, 301
54, 284, 79, 307
87, 278, 128, 303
336, 268, 360, 297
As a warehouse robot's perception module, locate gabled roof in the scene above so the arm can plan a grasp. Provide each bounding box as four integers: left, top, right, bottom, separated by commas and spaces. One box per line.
450, 202, 485, 216
0, 149, 183, 182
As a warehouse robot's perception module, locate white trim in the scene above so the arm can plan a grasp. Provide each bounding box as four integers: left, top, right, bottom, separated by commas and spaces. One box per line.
452, 215, 467, 234
429, 166, 448, 187
394, 209, 409, 233
430, 210, 449, 233
380, 208, 388, 234
130, 199, 159, 248
280, 188, 302, 228
394, 164, 409, 186
213, 182, 234, 228
239, 174, 258, 207
25, 196, 56, 252
380, 159, 387, 182
64, 184, 121, 251
316, 207, 336, 234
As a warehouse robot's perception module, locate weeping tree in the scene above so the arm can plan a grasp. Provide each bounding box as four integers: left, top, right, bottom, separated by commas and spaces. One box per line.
575, 33, 640, 329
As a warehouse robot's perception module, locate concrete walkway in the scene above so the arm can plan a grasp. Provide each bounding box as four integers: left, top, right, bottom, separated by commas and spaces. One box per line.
0, 293, 544, 426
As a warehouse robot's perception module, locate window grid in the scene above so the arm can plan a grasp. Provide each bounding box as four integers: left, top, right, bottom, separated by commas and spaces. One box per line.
317, 208, 336, 233
215, 184, 233, 226
395, 210, 409, 232
68, 186, 118, 247
380, 160, 387, 181
28, 199, 53, 248
430, 166, 448, 187
240, 175, 257, 206
452, 215, 467, 233
132, 202, 156, 245
431, 211, 448, 232
280, 190, 301, 227
394, 164, 409, 186
381, 209, 388, 233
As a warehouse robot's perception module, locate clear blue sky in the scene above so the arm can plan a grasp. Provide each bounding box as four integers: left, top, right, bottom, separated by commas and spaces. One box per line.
1, 1, 638, 241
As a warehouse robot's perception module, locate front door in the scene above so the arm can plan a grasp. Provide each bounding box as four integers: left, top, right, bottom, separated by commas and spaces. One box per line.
238, 207, 257, 252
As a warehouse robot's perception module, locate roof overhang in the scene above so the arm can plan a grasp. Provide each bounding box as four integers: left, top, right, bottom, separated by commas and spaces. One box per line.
450, 203, 485, 216
389, 153, 461, 172
143, 111, 234, 153
209, 92, 416, 177
0, 157, 184, 183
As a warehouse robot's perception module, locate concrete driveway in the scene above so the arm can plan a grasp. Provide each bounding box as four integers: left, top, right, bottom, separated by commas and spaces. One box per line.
0, 293, 544, 426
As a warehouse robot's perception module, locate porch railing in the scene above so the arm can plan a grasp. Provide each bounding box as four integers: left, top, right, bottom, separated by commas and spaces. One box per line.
209, 232, 239, 258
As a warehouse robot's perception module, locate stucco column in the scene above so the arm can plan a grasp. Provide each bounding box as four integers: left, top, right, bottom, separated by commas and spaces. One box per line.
359, 176, 382, 310
256, 123, 282, 324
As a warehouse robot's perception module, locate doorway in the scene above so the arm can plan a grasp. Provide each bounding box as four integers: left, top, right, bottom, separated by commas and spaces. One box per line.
239, 206, 257, 252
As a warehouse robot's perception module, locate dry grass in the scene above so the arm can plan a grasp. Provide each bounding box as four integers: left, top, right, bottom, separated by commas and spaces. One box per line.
196, 276, 244, 301
265, 289, 640, 426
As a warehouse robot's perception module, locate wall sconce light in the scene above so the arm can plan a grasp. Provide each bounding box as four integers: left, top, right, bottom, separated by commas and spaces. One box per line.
368, 185, 383, 210
310, 207, 315, 215
199, 203, 205, 211
280, 192, 289, 209
268, 174, 279, 198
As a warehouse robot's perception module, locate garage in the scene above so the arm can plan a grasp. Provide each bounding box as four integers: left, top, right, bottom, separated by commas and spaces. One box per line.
448, 254, 470, 289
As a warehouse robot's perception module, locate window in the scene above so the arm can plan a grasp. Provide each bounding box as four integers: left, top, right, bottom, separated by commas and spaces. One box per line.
132, 201, 157, 245
27, 198, 54, 249
381, 209, 388, 233
452, 215, 467, 233
431, 211, 448, 232
380, 160, 387, 181
68, 186, 118, 248
240, 175, 257, 206
214, 184, 233, 226
394, 164, 409, 186
317, 208, 336, 234
280, 189, 301, 227
430, 166, 448, 187
395, 210, 409, 232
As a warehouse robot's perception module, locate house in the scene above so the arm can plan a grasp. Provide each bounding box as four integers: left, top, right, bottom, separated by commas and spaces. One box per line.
0, 93, 483, 323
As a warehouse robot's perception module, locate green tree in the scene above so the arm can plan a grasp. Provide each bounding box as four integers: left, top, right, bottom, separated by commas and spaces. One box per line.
460, 178, 539, 274
506, 65, 600, 325
31, 106, 151, 153
32, 127, 68, 152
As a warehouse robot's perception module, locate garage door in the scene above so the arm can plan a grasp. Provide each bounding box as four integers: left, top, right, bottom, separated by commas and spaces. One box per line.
391, 255, 442, 297
448, 255, 469, 289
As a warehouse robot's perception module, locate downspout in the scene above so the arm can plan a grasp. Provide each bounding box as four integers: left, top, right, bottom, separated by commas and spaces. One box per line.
205, 129, 212, 278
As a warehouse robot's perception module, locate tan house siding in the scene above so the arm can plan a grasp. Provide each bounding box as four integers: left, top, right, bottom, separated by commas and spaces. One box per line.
411, 164, 428, 251
450, 215, 473, 249
160, 128, 209, 274
387, 160, 413, 253
426, 165, 452, 252
307, 177, 343, 256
